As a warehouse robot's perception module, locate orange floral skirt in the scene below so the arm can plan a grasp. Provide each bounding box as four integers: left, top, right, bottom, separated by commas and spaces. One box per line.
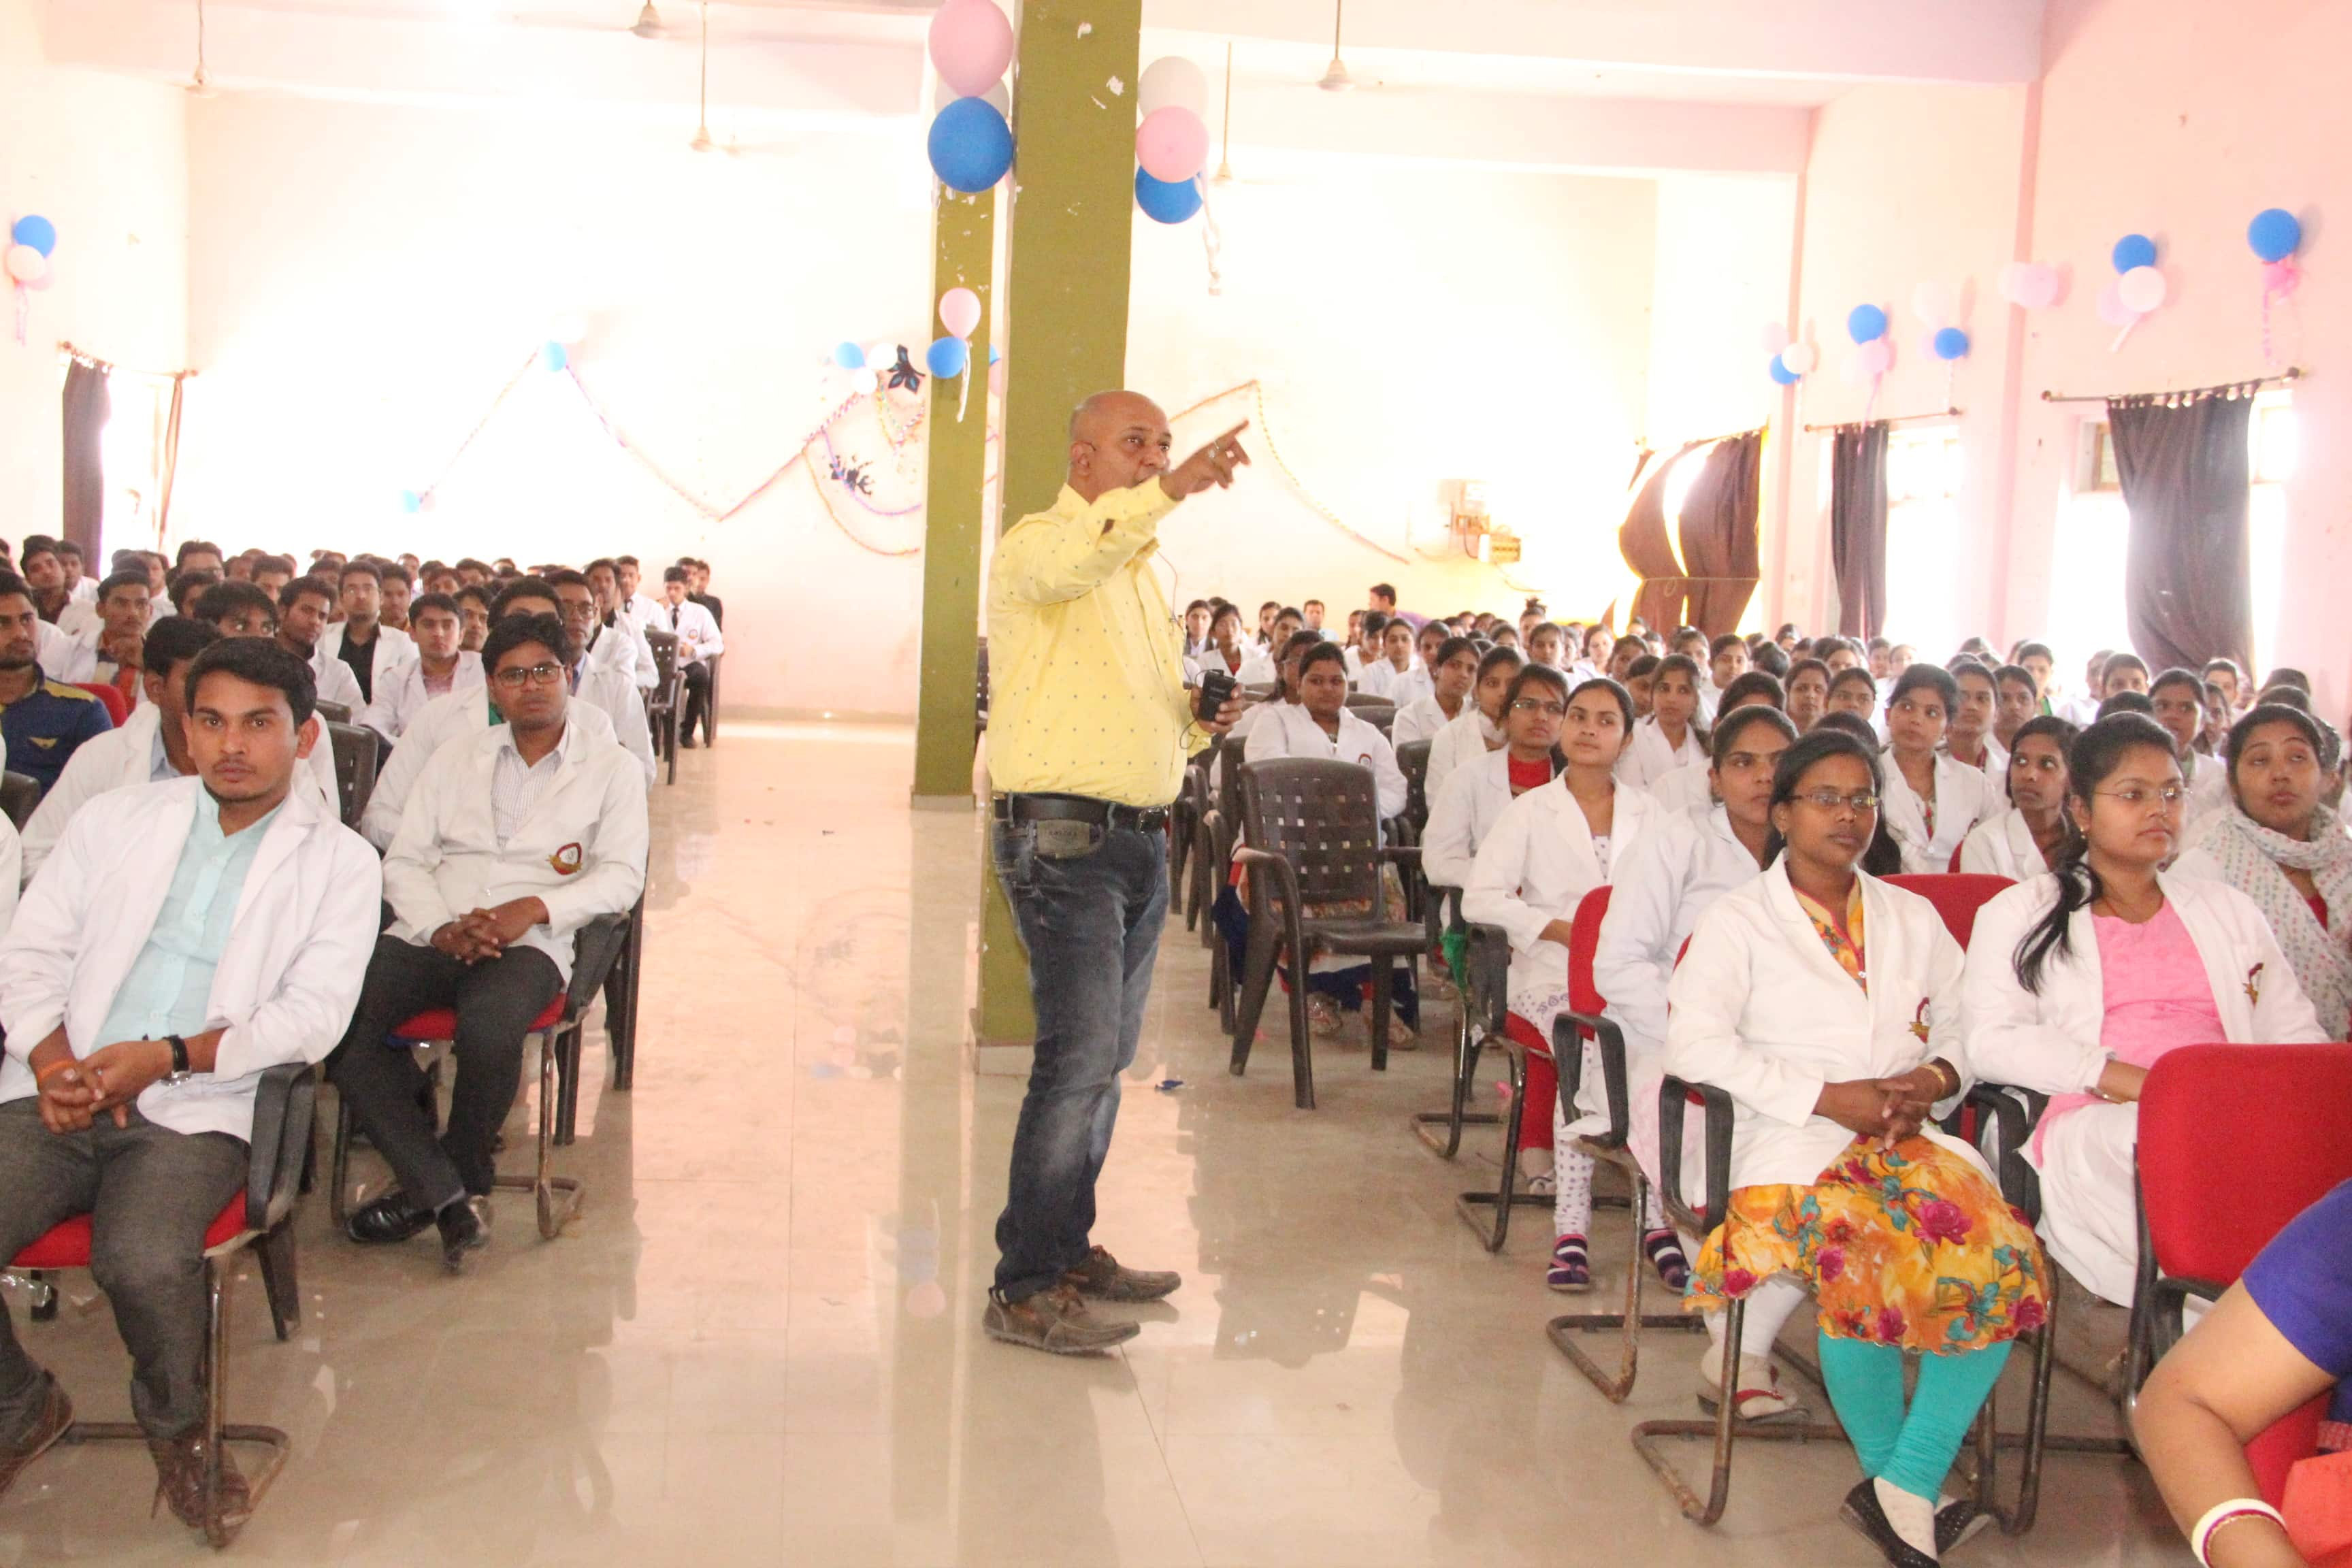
1684, 1135, 2048, 1355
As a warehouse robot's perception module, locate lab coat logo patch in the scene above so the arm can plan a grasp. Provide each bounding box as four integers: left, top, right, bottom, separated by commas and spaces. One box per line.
2244, 962, 2264, 1008
549, 843, 584, 876
1910, 998, 1931, 1045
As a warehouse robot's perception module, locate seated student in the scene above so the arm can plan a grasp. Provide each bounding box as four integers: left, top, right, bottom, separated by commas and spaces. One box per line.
331, 613, 649, 1270
189, 582, 350, 808
1699, 634, 1750, 725
2198, 680, 2234, 760
376, 561, 414, 635
1622, 652, 1659, 721
1751, 641, 1790, 681
20, 619, 223, 885
16, 539, 73, 625
1944, 660, 2005, 783
1300, 598, 1329, 638
1521, 620, 1569, 674
2099, 689, 2157, 721
1826, 666, 1880, 731
1959, 715, 2078, 880
49, 568, 152, 700
1991, 662, 2039, 761
272, 576, 365, 716
1178, 598, 1213, 662
362, 591, 480, 741
2172, 704, 2352, 1041
1424, 645, 1522, 802
453, 583, 493, 653
1785, 656, 1830, 734
1392, 620, 1451, 708
546, 572, 657, 785
1252, 600, 1281, 649
1595, 704, 1808, 1418
1424, 663, 1573, 894
1581, 623, 1615, 674
1603, 635, 1646, 685
1615, 652, 1708, 791
1863, 636, 1895, 681
2146, 666, 2230, 826
1650, 671, 1782, 817
0, 638, 378, 1535
1965, 714, 2325, 1316
1349, 616, 1415, 701
1267, 605, 1306, 655
1818, 636, 1863, 677
248, 555, 293, 603
1879, 664, 1993, 875
1460, 675, 1668, 1291
1673, 726, 2041, 1563
318, 560, 415, 708
2199, 655, 2248, 718
2101, 651, 2151, 702
655, 566, 723, 747
0, 573, 112, 798
1392, 635, 1477, 749
1186, 603, 1274, 687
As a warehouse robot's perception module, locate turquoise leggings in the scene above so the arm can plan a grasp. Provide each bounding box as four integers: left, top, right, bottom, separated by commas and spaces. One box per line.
1815, 1333, 2012, 1503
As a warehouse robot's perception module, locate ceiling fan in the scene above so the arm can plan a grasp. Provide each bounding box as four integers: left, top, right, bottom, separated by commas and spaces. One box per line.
1318, 0, 1355, 91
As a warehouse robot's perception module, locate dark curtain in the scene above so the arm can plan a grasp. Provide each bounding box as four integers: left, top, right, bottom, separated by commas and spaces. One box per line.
2107, 394, 2255, 674
1618, 440, 1700, 631
61, 359, 111, 560
1676, 430, 1765, 638
1829, 421, 1890, 638
154, 372, 189, 544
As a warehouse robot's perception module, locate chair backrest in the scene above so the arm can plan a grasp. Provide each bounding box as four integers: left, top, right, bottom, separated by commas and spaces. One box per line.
71, 681, 128, 726
1237, 757, 1386, 915
1884, 871, 2014, 948
327, 721, 380, 832
1213, 733, 1244, 829
2140, 1043, 2352, 1288
1396, 740, 1432, 831
567, 910, 634, 1013
313, 698, 352, 726
0, 771, 37, 830
1567, 885, 1613, 1019
244, 1062, 317, 1232
645, 628, 681, 695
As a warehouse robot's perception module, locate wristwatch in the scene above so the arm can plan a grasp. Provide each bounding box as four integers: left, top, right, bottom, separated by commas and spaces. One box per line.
163, 1034, 192, 1085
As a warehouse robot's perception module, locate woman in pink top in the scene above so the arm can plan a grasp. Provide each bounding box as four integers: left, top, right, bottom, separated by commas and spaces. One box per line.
1962, 713, 2325, 1306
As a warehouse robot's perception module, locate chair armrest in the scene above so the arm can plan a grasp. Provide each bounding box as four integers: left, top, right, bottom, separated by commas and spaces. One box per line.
1234, 846, 1309, 962
1379, 844, 1422, 921
245, 1062, 318, 1233
567, 911, 634, 1015
1962, 1081, 2050, 1215
1659, 1075, 1735, 1237
1422, 884, 1460, 951
1553, 1011, 1630, 1149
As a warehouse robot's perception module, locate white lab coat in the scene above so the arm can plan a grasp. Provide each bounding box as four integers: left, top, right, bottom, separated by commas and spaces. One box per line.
1392, 664, 1435, 708
383, 719, 649, 986
1422, 749, 1522, 892
600, 610, 661, 691
1239, 702, 1407, 822
1593, 805, 1769, 1196
362, 652, 486, 742
1879, 751, 1995, 875
2181, 752, 2232, 834
1390, 693, 1462, 751
1959, 872, 2323, 1303
0, 777, 380, 1141
1354, 659, 1416, 701
1664, 861, 1973, 1192
1184, 647, 1275, 687
308, 644, 367, 715
1424, 708, 1501, 804
319, 621, 417, 682
1647, 761, 1716, 818
1614, 715, 1707, 792
361, 685, 628, 851
653, 598, 723, 664
1957, 808, 2055, 881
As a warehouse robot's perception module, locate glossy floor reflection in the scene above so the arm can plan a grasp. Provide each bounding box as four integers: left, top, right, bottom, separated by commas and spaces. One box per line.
0, 722, 2189, 1565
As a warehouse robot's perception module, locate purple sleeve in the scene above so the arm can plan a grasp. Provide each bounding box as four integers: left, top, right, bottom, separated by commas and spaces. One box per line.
2241, 1178, 2352, 1377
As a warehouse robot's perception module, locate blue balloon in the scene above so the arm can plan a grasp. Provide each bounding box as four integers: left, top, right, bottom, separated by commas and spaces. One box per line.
926, 335, 970, 379
2248, 208, 2302, 264
833, 341, 866, 370
1931, 326, 1971, 361
1846, 304, 1888, 344
927, 98, 1013, 194
1767, 354, 1800, 386
398, 489, 423, 515
540, 340, 568, 373
2112, 233, 2157, 274
1134, 167, 1203, 224
9, 215, 55, 259
987, 344, 1001, 365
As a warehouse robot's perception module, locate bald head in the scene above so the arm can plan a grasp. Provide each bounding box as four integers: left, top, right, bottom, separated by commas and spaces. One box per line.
1066, 389, 1173, 502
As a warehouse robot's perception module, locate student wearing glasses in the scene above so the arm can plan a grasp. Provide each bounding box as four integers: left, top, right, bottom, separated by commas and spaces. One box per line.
1963, 715, 2324, 1311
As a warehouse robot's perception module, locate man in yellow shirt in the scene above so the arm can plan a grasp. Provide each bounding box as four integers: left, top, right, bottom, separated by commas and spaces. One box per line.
983, 391, 1248, 1354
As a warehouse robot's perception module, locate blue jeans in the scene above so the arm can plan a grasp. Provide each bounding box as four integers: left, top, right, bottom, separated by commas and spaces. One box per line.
991, 815, 1169, 1302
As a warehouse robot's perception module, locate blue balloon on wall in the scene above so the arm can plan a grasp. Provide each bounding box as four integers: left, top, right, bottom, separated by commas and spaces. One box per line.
2248, 208, 2303, 263
926, 335, 970, 379
540, 340, 568, 373
2112, 233, 2157, 273
1846, 304, 1888, 344
9, 215, 56, 258
833, 341, 867, 370
927, 97, 1013, 194
398, 489, 423, 515
1134, 167, 1203, 224
1767, 354, 1801, 386
987, 344, 1001, 365
1931, 326, 1971, 361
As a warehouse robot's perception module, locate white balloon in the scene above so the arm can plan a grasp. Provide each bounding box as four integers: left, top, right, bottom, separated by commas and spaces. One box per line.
982, 80, 1009, 118
1910, 280, 1951, 328
1780, 341, 1818, 375
3, 244, 45, 285
2118, 265, 2168, 314
868, 342, 899, 373
1137, 56, 1208, 119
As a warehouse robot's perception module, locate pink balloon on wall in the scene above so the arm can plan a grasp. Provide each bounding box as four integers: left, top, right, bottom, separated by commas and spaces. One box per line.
1855, 338, 1893, 378
2095, 278, 2137, 326
1760, 323, 1791, 355
1135, 108, 1210, 184
938, 287, 983, 339
928, 0, 1014, 99
2016, 263, 2063, 310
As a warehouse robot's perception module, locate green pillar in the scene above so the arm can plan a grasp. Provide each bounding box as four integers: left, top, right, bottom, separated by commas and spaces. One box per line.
973, 0, 1143, 1054
910, 187, 996, 802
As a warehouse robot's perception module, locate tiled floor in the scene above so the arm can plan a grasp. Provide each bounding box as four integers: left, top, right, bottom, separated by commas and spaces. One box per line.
0, 722, 2191, 1565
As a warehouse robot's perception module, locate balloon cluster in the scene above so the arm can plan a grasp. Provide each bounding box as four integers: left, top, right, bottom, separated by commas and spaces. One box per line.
2248, 207, 2303, 299
1910, 282, 1970, 362
1133, 56, 1209, 223
2096, 233, 2168, 329
1844, 303, 1893, 380
928, 287, 981, 380
1759, 323, 1815, 385
6, 215, 56, 347
925, 0, 1015, 194
1995, 261, 2063, 310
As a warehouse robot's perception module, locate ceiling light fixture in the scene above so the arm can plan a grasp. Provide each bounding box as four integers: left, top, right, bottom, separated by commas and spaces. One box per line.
630, 1, 665, 40
1317, 0, 1354, 92
189, 0, 216, 97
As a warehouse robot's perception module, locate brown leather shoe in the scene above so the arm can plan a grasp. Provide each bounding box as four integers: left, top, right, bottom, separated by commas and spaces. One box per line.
0, 1377, 71, 1503
148, 1430, 252, 1537
983, 1283, 1141, 1355
1062, 1245, 1181, 1303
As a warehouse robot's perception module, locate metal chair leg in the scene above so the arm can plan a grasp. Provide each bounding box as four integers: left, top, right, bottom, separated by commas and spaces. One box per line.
490, 1030, 583, 1240
1367, 958, 1394, 1073
1548, 1148, 1704, 1401
255, 1224, 300, 1342
1454, 1045, 1543, 1252
1411, 1009, 1499, 1158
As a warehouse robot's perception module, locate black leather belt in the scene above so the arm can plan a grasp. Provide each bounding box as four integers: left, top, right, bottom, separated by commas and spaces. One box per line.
994, 792, 1171, 834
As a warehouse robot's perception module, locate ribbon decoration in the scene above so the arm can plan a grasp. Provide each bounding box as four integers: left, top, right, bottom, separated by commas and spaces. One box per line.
882, 346, 925, 394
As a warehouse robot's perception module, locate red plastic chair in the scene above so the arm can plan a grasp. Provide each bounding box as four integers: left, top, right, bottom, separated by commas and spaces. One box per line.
6, 1064, 313, 1547
72, 681, 129, 727
1885, 872, 2014, 947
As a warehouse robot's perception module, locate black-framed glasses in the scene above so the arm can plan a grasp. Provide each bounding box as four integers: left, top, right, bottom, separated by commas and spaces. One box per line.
491, 662, 565, 690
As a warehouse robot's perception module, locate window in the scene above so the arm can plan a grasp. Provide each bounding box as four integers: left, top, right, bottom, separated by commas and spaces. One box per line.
1883, 423, 1965, 660
97, 374, 168, 566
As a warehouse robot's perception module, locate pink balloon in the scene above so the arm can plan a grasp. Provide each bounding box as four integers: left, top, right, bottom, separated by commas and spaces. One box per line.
2264, 259, 2302, 297
1135, 108, 1209, 184
1760, 323, 1790, 355
2117, 264, 2167, 314
1856, 338, 1893, 378
3, 244, 45, 285
989, 359, 1008, 397
2095, 278, 2137, 327
928, 0, 1014, 99
938, 286, 982, 339
2016, 263, 2062, 310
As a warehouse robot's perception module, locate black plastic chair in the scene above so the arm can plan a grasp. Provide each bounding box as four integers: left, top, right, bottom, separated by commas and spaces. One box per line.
1228, 757, 1424, 1109
644, 629, 683, 785
700, 651, 721, 745
1394, 740, 1432, 847
604, 894, 647, 1091
1408, 885, 1511, 1160
0, 770, 37, 829
327, 721, 380, 833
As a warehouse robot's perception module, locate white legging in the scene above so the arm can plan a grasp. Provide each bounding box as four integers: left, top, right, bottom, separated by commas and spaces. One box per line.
1703, 1274, 1810, 1361
1550, 1112, 1669, 1239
